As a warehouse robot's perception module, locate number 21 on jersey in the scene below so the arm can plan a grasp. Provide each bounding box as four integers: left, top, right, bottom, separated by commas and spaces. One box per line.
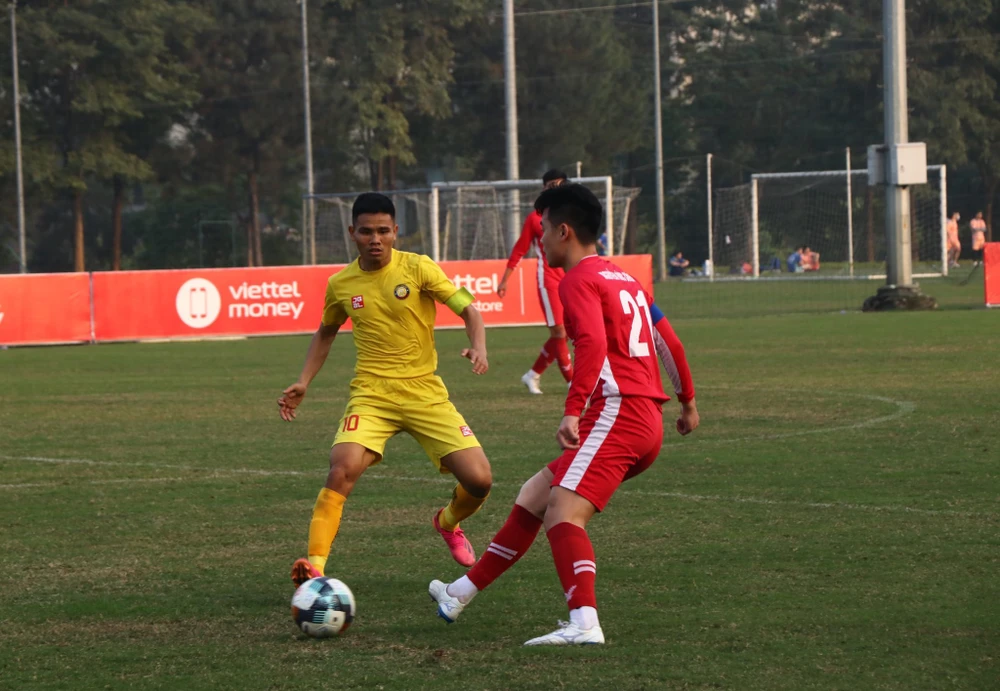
619, 290, 654, 357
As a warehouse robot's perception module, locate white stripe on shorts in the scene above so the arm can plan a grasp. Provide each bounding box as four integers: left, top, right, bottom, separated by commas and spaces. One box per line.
559, 394, 622, 493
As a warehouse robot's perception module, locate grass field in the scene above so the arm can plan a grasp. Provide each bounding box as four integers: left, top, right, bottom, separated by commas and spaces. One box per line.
1, 279, 998, 690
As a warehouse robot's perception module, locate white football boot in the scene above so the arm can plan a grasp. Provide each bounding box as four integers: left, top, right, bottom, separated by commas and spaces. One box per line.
523, 620, 605, 646
521, 371, 543, 395
429, 579, 466, 623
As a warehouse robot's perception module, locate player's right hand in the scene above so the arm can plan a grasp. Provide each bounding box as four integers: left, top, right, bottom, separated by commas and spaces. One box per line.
495, 281, 508, 298
556, 415, 581, 450
277, 383, 307, 421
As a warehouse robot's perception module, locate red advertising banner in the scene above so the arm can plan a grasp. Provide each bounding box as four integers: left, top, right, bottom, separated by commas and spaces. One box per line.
985, 243, 1000, 307
4, 255, 653, 344
92, 266, 338, 341
0, 273, 92, 346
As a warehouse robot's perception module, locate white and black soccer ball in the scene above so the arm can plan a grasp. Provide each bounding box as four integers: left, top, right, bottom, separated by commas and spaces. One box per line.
291, 577, 356, 638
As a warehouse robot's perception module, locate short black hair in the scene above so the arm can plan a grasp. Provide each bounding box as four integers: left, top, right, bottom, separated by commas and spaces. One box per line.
534, 183, 603, 244
542, 168, 569, 185
352, 192, 396, 224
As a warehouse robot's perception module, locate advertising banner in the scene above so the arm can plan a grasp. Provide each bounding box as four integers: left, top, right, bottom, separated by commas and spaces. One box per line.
7, 254, 654, 344
0, 273, 92, 346
985, 243, 1000, 307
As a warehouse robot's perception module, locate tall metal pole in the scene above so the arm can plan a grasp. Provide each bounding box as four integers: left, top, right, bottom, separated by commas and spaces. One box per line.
864, 0, 934, 310
883, 0, 912, 288
846, 147, 854, 277
503, 0, 520, 253
706, 153, 714, 280
652, 0, 667, 281
300, 0, 316, 265
11, 2, 26, 273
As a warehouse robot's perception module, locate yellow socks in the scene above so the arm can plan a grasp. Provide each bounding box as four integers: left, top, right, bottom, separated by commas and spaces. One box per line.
307, 488, 347, 574
439, 484, 489, 531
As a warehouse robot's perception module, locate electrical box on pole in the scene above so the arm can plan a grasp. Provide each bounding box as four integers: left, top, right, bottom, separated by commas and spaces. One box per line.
867, 143, 927, 186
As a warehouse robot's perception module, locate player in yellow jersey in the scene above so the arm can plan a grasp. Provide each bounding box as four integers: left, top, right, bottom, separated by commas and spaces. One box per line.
278, 192, 493, 586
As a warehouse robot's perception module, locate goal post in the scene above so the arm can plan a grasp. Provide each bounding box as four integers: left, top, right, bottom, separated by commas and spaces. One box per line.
304, 177, 640, 266
430, 177, 639, 262
709, 164, 947, 280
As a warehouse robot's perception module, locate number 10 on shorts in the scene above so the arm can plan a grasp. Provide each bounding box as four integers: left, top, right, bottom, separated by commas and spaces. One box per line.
342, 415, 360, 432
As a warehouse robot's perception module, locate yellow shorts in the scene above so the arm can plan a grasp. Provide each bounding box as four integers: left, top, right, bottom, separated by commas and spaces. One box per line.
333, 375, 481, 473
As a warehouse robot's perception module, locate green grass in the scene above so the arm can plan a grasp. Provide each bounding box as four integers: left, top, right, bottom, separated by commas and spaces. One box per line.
0, 282, 998, 690
664, 271, 986, 319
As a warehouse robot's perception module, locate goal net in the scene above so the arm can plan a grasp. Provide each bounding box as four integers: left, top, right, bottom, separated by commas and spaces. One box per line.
310, 190, 434, 266
432, 178, 641, 262
305, 177, 641, 266
710, 166, 947, 279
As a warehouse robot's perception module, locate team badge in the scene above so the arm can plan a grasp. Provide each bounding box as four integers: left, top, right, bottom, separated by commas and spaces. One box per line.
351, 295, 364, 310
459, 425, 474, 437
393, 284, 410, 300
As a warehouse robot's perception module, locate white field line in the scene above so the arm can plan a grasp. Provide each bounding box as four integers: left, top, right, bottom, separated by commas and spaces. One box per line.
670, 392, 916, 447
1, 458, 992, 520
0, 475, 230, 490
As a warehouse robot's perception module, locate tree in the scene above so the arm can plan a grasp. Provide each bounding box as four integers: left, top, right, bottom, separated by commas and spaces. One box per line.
190, 0, 306, 266
13, 0, 203, 272
317, 0, 480, 190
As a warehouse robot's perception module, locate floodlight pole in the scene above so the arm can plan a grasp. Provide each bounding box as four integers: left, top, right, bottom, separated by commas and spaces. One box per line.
503, 0, 521, 253
883, 0, 912, 289
652, 0, 667, 281
300, 0, 316, 265
864, 0, 936, 310
11, 2, 26, 273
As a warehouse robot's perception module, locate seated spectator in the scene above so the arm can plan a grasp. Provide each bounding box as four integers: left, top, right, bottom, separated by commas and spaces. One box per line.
787, 247, 804, 273
668, 250, 690, 277
801, 246, 820, 271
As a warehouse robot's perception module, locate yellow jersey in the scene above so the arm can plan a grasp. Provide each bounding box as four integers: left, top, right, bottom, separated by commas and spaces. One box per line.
322, 250, 474, 379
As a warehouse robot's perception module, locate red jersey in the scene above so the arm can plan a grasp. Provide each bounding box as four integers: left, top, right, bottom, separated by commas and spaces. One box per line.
561, 256, 672, 417
506, 210, 565, 285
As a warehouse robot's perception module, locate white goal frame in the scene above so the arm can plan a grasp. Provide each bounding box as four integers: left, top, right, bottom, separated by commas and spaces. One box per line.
708, 164, 948, 279
431, 176, 616, 261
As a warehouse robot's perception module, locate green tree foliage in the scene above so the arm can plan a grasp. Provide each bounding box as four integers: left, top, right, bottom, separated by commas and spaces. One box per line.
3, 0, 1000, 270
7, 0, 202, 271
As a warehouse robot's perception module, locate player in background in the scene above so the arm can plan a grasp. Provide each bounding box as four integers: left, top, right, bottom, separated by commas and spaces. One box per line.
496, 169, 573, 395
278, 193, 493, 586
947, 212, 962, 268
429, 184, 700, 646
970, 211, 987, 267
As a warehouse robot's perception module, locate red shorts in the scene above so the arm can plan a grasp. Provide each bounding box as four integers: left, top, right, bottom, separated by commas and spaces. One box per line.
538, 276, 564, 327
548, 396, 664, 511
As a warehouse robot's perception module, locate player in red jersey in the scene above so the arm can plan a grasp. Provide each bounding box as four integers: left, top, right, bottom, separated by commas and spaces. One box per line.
496, 169, 574, 394
429, 184, 700, 645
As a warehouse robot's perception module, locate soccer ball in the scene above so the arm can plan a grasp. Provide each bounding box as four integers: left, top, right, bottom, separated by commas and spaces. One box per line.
291, 577, 356, 638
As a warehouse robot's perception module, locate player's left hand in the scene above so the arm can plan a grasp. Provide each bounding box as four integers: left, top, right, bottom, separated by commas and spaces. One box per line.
461, 348, 489, 375
557, 415, 581, 450
676, 400, 699, 436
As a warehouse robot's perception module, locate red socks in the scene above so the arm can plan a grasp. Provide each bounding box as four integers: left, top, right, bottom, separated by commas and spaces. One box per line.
550, 337, 573, 382
466, 504, 542, 591
531, 344, 554, 376
532, 337, 573, 381
546, 522, 597, 611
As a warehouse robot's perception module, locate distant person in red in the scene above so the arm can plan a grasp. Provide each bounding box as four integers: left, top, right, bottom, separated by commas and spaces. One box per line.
430, 184, 700, 646
496, 169, 573, 395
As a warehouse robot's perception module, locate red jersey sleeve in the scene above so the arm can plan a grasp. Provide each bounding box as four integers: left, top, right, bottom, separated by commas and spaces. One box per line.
649, 300, 695, 403
506, 212, 541, 270
561, 275, 608, 417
